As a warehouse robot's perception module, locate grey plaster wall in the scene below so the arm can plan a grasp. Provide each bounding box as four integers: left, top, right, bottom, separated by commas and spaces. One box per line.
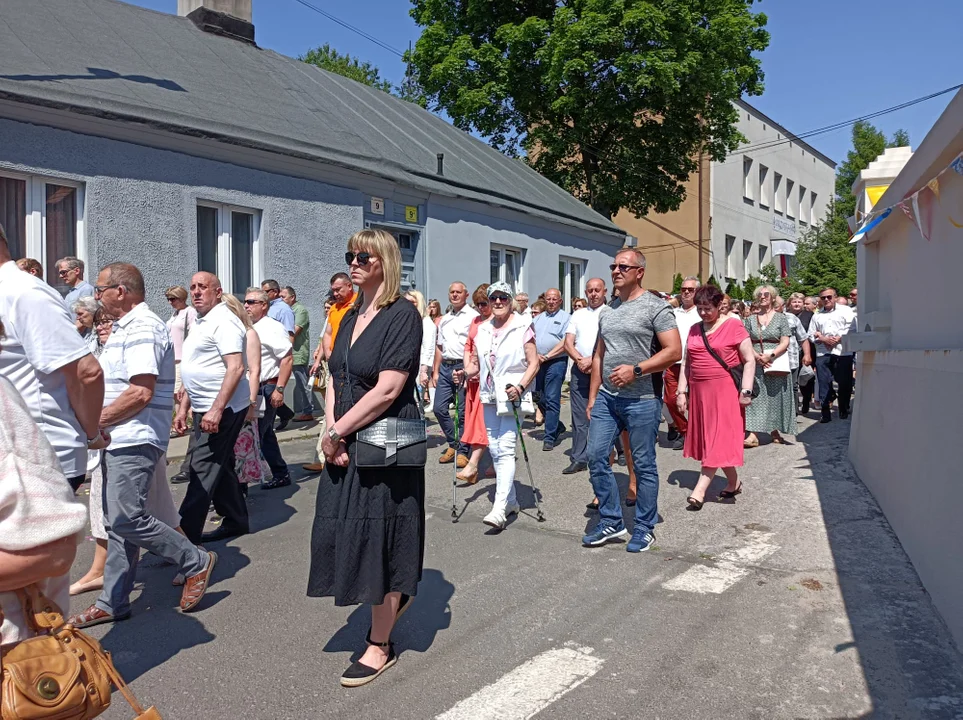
0, 118, 362, 329
424, 197, 621, 303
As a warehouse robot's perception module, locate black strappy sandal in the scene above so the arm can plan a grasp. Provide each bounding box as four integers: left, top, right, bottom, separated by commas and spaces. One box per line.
686, 496, 704, 511
718, 483, 743, 499
341, 633, 397, 688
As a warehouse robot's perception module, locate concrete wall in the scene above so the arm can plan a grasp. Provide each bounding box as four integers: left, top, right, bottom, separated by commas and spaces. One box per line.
425, 197, 621, 304
848, 90, 963, 648
0, 117, 361, 328
710, 103, 836, 283
613, 153, 710, 291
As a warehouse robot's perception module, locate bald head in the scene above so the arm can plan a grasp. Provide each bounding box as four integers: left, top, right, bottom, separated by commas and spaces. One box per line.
190, 271, 223, 316
585, 278, 606, 309
544, 288, 562, 313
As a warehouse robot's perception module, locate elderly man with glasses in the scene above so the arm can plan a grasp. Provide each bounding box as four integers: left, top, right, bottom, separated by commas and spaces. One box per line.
582, 249, 681, 552
663, 276, 701, 450
244, 287, 294, 489
809, 288, 856, 423
57, 256, 95, 308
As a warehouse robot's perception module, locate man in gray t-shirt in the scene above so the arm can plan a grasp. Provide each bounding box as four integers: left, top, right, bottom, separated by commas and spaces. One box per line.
583, 249, 682, 552
597, 293, 677, 399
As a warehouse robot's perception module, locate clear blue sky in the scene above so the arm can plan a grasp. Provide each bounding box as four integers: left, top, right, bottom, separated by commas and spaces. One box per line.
129, 0, 962, 166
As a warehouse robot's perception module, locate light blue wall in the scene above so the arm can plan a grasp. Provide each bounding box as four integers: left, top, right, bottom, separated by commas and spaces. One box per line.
424, 197, 622, 303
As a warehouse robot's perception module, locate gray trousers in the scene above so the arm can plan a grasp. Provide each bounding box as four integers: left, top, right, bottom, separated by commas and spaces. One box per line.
96, 445, 208, 617
292, 364, 316, 416
569, 366, 591, 464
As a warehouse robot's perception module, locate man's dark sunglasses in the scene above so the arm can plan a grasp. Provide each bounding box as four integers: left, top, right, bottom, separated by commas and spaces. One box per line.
243, 299, 264, 305
609, 263, 642, 273
345, 251, 373, 266
680, 287, 697, 293
819, 294, 834, 301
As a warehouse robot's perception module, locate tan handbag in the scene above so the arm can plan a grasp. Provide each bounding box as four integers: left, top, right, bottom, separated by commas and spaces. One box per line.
1, 585, 161, 720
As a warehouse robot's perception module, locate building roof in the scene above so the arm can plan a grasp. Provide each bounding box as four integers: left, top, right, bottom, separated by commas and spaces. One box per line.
0, 0, 622, 238
734, 99, 837, 168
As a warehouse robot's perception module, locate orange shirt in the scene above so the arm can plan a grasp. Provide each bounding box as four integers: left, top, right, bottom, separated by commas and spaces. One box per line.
327, 292, 357, 347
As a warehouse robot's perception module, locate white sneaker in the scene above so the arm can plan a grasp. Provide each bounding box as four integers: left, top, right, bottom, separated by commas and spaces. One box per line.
505, 503, 520, 517
483, 509, 507, 529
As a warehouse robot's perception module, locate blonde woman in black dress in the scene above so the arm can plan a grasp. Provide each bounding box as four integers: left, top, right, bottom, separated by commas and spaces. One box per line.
308, 229, 424, 687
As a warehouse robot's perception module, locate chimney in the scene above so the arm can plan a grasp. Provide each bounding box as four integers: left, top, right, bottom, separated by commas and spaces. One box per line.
178, 0, 255, 45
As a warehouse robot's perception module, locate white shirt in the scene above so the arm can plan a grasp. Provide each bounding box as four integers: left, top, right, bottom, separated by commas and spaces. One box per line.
254, 316, 292, 382
99, 302, 175, 450
809, 305, 856, 357
565, 305, 604, 358
674, 305, 702, 364
180, 302, 250, 413
0, 261, 90, 478
419, 317, 437, 368
437, 306, 479, 360
0, 376, 86, 645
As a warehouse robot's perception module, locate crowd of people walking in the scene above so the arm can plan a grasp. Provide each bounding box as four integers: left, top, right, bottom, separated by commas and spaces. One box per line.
0, 218, 858, 688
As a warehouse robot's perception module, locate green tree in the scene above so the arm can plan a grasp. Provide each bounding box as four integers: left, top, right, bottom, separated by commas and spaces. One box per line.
409, 0, 770, 218
725, 282, 743, 300
301, 44, 427, 107
791, 123, 909, 295
706, 275, 721, 288
671, 273, 683, 294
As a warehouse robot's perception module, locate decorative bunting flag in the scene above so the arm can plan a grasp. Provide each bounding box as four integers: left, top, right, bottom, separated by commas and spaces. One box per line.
851, 150, 963, 243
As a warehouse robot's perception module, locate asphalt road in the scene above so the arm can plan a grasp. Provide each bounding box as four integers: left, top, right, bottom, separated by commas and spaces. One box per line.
71, 409, 963, 720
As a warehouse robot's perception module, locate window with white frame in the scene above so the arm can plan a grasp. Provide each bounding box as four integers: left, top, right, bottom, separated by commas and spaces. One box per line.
810, 191, 818, 227
758, 164, 770, 208
558, 256, 585, 309
196, 202, 261, 296
785, 179, 796, 219
799, 185, 808, 225
773, 173, 784, 214
758, 245, 767, 269
0, 173, 85, 296
725, 235, 737, 279
490, 245, 523, 294
742, 240, 752, 281
743, 156, 754, 202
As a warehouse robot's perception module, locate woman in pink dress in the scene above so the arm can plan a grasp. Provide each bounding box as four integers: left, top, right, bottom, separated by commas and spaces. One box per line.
455, 284, 492, 484
676, 285, 756, 510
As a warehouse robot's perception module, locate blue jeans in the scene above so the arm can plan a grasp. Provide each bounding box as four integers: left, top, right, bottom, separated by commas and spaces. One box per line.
292, 364, 316, 416
587, 392, 662, 534
258, 382, 290, 479
433, 362, 469, 455
536, 358, 567, 444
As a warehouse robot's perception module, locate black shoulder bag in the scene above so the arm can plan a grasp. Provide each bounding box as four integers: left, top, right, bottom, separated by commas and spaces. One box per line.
699, 322, 759, 399
341, 313, 428, 468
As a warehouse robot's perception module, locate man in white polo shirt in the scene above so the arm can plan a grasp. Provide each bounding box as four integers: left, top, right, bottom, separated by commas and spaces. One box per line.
431, 281, 478, 466
664, 276, 702, 450
562, 277, 606, 474
175, 272, 251, 544
0, 223, 104, 490
810, 287, 857, 423
67, 263, 215, 629
244, 287, 294, 489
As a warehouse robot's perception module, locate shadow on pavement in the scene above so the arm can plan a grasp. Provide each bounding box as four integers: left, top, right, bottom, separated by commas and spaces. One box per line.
796, 419, 963, 719
322, 569, 454, 659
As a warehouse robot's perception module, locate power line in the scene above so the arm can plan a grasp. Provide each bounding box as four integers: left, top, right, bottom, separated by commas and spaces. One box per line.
290, 0, 406, 57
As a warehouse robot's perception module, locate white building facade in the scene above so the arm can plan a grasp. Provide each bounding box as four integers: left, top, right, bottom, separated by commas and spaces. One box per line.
710, 100, 836, 283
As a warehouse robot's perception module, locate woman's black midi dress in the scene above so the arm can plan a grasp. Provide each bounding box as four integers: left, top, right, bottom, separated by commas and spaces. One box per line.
307, 298, 425, 606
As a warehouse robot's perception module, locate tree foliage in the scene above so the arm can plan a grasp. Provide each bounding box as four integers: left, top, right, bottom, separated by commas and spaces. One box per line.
300, 44, 427, 107
408, 0, 770, 218
790, 123, 909, 296
671, 273, 683, 294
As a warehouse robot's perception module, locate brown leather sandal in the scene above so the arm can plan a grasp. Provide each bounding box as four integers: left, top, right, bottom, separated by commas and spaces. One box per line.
180, 551, 217, 612
67, 604, 130, 629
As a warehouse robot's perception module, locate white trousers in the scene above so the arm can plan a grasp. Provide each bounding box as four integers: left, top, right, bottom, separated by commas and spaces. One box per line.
484, 404, 518, 512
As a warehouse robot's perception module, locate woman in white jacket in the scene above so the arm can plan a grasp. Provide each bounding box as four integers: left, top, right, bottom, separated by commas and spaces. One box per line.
461, 282, 540, 529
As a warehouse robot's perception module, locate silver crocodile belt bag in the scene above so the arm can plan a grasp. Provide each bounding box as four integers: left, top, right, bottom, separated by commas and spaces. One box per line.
341, 319, 427, 468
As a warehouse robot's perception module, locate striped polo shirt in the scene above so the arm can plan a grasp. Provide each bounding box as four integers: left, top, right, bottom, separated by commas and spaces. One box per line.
99, 301, 175, 451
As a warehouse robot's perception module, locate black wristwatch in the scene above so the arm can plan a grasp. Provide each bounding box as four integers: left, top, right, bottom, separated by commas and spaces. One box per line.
633, 365, 644, 379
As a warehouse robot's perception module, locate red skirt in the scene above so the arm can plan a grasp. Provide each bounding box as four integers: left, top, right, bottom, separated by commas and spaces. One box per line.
682, 375, 744, 468
460, 379, 488, 446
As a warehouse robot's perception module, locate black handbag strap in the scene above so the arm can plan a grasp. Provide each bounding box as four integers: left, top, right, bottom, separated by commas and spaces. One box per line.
700, 321, 731, 372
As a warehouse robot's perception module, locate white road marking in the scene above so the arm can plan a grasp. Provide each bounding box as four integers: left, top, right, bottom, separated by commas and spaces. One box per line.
435, 646, 604, 720
661, 531, 777, 594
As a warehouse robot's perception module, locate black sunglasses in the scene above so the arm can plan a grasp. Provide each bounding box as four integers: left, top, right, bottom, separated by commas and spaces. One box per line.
609, 263, 642, 273
243, 299, 264, 306
345, 251, 373, 266
476, 301, 489, 307
819, 295, 834, 301
680, 287, 697, 293
489, 295, 510, 303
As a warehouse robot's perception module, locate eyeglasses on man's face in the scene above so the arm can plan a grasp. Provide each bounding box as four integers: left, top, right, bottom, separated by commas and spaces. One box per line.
680, 286, 697, 293
819, 294, 834, 301
57, 269, 71, 277
94, 284, 120, 296
609, 263, 641, 274
243, 299, 266, 306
